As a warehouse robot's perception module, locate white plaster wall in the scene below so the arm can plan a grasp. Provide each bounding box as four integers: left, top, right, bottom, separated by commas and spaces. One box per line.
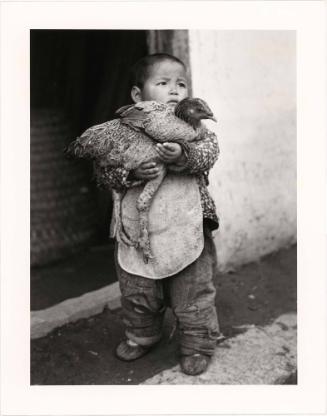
189, 31, 296, 271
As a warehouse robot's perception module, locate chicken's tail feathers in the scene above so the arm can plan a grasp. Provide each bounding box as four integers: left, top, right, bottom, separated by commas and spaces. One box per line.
64, 134, 114, 161
66, 120, 118, 160
64, 138, 84, 159
64, 133, 95, 159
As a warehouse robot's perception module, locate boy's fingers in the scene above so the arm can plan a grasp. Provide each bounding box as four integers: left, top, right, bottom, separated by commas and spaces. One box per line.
141, 161, 156, 169
162, 143, 174, 150
156, 150, 166, 159
143, 171, 159, 179
156, 144, 165, 151
157, 147, 173, 158
156, 148, 167, 159
144, 167, 159, 174
158, 144, 173, 153
163, 143, 179, 153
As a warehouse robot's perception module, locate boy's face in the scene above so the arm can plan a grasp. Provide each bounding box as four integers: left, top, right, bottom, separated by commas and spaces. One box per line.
132, 60, 189, 105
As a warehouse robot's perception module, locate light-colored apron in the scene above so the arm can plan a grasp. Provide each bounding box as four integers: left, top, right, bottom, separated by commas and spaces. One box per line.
117, 174, 204, 279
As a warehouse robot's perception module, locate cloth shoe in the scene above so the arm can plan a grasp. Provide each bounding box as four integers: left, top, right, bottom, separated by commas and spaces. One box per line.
180, 353, 211, 376
115, 339, 153, 361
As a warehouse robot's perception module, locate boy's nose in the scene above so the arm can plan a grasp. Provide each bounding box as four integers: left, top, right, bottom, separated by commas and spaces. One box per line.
169, 85, 178, 94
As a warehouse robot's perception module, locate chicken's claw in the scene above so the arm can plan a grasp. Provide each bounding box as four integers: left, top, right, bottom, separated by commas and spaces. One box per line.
119, 230, 138, 247
143, 250, 154, 264
138, 229, 153, 263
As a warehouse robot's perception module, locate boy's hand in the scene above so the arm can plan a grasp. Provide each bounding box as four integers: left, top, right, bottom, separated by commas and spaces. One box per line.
156, 143, 183, 164
132, 161, 163, 180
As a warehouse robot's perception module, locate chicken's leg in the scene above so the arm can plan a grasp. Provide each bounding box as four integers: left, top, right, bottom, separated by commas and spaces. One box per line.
137, 165, 167, 263
110, 190, 137, 246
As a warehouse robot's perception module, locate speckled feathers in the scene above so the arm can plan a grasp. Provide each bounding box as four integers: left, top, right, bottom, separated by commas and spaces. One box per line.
65, 98, 214, 171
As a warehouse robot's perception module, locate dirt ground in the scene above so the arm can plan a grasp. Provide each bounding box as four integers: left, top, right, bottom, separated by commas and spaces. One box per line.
31, 245, 296, 385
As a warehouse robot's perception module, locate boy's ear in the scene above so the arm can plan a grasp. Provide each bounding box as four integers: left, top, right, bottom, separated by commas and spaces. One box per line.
131, 86, 142, 103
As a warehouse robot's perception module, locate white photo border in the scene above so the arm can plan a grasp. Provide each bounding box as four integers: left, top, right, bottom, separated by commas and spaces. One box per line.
1, 1, 326, 415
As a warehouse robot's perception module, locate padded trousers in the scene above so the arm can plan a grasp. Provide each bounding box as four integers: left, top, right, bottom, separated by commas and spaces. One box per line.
115, 226, 221, 356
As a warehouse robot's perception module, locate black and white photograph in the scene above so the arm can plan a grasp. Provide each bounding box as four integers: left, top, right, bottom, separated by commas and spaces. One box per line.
1, 1, 326, 415
30, 28, 297, 386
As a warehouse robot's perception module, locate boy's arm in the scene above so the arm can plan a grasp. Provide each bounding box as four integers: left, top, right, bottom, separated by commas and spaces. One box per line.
94, 163, 142, 191
173, 127, 220, 174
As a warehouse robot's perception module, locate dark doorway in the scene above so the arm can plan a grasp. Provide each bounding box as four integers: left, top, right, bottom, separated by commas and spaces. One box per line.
30, 30, 148, 308
31, 30, 148, 133
31, 29, 148, 243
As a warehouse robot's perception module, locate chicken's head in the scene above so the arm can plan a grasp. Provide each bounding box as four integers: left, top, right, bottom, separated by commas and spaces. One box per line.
174, 98, 217, 128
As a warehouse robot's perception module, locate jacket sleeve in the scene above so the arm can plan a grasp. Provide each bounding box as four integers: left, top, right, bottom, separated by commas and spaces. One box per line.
176, 127, 220, 174
93, 163, 143, 191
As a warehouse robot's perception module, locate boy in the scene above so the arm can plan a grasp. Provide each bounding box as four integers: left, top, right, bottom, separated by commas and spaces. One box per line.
96, 53, 222, 376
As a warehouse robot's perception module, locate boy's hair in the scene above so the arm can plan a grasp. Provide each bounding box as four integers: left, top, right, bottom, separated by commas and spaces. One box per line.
130, 53, 186, 88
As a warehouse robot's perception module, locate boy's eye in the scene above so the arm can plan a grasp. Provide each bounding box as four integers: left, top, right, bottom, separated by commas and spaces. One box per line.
157, 81, 167, 86
178, 82, 187, 88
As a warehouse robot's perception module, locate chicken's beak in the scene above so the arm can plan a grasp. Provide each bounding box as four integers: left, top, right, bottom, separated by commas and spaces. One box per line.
208, 114, 217, 123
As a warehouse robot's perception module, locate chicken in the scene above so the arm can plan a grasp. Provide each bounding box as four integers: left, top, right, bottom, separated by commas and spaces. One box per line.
66, 98, 216, 262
